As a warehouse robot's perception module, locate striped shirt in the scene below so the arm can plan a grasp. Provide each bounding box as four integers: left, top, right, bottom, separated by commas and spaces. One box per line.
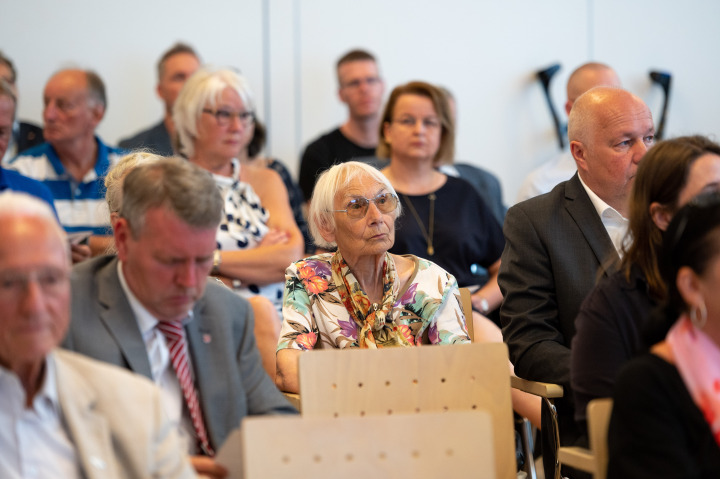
9, 137, 124, 235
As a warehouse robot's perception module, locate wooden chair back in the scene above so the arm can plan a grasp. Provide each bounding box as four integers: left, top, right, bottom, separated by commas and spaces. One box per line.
298, 342, 515, 479
557, 398, 613, 479
242, 410, 496, 478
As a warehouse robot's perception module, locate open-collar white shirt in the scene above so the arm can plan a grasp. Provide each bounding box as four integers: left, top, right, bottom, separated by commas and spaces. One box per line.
578, 174, 630, 257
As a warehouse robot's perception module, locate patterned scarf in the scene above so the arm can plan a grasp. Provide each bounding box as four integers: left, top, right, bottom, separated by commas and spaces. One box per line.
667, 315, 720, 447
330, 251, 413, 349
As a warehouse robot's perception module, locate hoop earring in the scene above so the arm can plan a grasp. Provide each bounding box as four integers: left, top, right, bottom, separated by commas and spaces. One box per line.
690, 301, 708, 329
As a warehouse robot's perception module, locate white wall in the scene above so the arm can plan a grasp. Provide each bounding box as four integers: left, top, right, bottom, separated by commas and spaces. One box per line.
2, 0, 718, 205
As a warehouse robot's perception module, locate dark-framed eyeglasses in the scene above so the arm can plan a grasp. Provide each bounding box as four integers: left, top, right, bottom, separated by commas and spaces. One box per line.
202, 108, 255, 127
331, 192, 399, 219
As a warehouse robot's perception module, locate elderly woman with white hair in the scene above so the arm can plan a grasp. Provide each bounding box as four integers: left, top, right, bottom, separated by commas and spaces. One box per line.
275, 161, 470, 393
173, 67, 304, 380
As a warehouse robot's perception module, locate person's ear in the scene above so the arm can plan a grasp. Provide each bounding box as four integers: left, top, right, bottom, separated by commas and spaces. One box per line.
564, 99, 573, 117
317, 218, 336, 245
382, 121, 392, 146
650, 202, 673, 231
676, 266, 703, 310
570, 140, 587, 172
114, 217, 132, 261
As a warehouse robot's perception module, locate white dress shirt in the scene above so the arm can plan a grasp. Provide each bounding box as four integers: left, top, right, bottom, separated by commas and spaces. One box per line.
578, 174, 630, 256
116, 261, 198, 454
0, 354, 81, 479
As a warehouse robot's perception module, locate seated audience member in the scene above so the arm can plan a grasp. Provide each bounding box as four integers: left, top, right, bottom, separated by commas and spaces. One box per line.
0, 191, 195, 479
0, 79, 55, 210
572, 136, 720, 437
516, 62, 621, 203
275, 160, 541, 427
276, 161, 470, 394
500, 87, 654, 468
104, 151, 163, 226
0, 51, 43, 163
608, 191, 720, 477
119, 43, 201, 155
9, 68, 124, 261
63, 158, 297, 479
437, 86, 506, 225
232, 112, 312, 253
298, 49, 384, 201
377, 81, 504, 319
174, 67, 304, 379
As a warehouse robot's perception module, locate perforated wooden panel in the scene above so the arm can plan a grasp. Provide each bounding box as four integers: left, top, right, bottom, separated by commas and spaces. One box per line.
242, 410, 495, 478
298, 342, 514, 479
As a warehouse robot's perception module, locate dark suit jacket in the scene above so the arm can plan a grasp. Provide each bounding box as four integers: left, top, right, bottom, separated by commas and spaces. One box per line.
64, 255, 296, 451
118, 120, 173, 156
15, 121, 44, 154
499, 173, 620, 450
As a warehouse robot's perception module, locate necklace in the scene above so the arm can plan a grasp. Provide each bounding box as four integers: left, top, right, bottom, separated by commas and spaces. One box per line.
402, 193, 436, 256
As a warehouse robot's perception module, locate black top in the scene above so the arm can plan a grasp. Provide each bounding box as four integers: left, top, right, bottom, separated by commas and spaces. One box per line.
389, 175, 505, 287
118, 120, 173, 156
571, 265, 657, 431
609, 354, 720, 478
299, 128, 376, 201
265, 158, 313, 254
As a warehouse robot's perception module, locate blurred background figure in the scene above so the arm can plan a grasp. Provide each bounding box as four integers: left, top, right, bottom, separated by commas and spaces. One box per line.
0, 50, 44, 164
119, 42, 201, 155
299, 49, 385, 202
517, 62, 621, 203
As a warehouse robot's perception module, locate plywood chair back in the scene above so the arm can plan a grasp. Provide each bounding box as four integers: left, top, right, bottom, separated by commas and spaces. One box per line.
242, 410, 496, 478
459, 287, 474, 339
557, 398, 613, 479
298, 342, 514, 479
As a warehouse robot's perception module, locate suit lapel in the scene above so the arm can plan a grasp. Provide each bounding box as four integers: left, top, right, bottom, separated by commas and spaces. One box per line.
96, 258, 153, 378
564, 174, 621, 277
54, 351, 120, 479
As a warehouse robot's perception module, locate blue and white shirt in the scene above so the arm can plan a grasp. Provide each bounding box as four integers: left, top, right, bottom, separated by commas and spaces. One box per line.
9, 137, 124, 235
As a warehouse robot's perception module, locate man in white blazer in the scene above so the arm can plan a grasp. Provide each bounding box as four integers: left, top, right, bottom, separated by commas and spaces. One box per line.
0, 190, 196, 479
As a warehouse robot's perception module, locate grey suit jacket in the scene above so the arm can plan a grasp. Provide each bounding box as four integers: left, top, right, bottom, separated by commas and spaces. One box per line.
54, 349, 195, 479
499, 173, 620, 389
64, 256, 296, 452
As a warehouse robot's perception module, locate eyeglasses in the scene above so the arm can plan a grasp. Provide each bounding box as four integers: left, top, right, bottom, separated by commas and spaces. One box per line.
392, 116, 441, 130
331, 193, 399, 219
0, 267, 69, 299
341, 76, 381, 90
202, 109, 255, 127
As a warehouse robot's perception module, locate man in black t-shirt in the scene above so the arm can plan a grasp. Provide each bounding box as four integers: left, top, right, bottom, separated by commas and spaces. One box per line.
298, 49, 385, 201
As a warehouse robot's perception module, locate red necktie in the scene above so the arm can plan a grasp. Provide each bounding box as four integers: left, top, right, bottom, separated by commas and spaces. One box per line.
156, 320, 214, 456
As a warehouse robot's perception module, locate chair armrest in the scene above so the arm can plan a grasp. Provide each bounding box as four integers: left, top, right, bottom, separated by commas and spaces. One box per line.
558, 446, 595, 473
511, 376, 564, 399
283, 392, 301, 412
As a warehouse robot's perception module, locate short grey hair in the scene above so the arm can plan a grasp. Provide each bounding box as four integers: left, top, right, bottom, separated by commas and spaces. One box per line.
105, 151, 164, 215
0, 78, 16, 108
0, 191, 68, 262
309, 161, 401, 249
173, 67, 255, 159
119, 157, 223, 238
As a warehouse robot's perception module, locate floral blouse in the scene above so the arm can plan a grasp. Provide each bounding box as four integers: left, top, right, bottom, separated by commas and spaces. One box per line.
277, 253, 470, 350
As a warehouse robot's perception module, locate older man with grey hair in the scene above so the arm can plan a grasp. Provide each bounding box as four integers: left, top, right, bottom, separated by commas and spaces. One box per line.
0, 190, 196, 479
8, 68, 125, 261
64, 158, 296, 478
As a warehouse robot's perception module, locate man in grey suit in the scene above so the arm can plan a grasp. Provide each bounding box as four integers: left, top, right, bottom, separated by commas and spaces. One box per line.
499, 87, 654, 451
63, 158, 296, 478
0, 191, 195, 479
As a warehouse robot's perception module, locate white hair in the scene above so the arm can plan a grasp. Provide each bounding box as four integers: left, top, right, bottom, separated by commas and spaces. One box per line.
309, 161, 401, 249
173, 66, 256, 159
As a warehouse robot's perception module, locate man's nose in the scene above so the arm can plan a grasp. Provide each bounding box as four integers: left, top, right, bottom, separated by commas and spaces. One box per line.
44, 101, 58, 121
176, 262, 197, 288
19, 279, 45, 315
633, 140, 649, 162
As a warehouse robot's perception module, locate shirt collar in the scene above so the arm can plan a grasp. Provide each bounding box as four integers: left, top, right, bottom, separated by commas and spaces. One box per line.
0, 354, 61, 417
578, 173, 627, 225
116, 260, 193, 337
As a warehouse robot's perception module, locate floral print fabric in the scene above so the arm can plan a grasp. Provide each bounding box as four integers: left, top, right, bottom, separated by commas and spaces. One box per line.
277, 253, 470, 351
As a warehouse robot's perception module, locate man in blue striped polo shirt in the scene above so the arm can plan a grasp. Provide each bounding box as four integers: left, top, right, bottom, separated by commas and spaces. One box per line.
9, 69, 124, 261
